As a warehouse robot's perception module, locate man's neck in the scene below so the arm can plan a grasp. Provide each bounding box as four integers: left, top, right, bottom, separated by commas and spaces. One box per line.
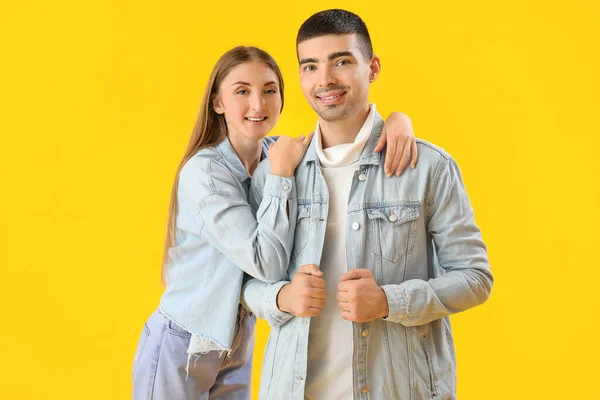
318, 103, 370, 149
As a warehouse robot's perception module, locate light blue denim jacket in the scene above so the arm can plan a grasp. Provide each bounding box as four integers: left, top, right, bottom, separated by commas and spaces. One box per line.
242, 112, 493, 400
159, 136, 297, 356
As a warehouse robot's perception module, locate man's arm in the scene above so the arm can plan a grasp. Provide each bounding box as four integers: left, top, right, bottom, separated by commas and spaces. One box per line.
381, 156, 493, 326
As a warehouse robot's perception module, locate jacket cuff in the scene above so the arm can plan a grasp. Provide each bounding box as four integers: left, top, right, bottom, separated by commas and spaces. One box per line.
263, 174, 296, 199
381, 284, 409, 323
263, 280, 293, 327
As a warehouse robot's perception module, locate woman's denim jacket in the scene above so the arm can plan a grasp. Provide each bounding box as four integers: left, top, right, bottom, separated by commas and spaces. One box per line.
159, 136, 296, 355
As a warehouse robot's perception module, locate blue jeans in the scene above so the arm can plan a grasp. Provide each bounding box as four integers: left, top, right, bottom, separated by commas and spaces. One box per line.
132, 308, 255, 400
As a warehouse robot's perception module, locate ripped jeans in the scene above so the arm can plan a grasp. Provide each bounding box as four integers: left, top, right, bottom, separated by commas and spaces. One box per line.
132, 307, 255, 400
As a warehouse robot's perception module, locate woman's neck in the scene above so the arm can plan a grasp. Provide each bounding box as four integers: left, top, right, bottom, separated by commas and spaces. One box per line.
227, 134, 263, 177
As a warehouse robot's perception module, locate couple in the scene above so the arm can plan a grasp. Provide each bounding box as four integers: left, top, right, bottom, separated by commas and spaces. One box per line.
132, 8, 493, 400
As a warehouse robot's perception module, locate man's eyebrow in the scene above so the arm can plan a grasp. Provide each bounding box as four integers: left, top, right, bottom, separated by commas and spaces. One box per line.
299, 57, 317, 65
329, 51, 355, 60
299, 51, 356, 65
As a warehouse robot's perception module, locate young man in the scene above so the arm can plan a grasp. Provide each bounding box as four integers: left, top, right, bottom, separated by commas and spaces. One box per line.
243, 9, 493, 400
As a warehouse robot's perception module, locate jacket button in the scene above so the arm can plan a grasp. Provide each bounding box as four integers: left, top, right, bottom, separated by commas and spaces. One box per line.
361, 329, 369, 337
283, 184, 290, 191
362, 385, 368, 394
352, 222, 360, 230
358, 173, 366, 181
389, 214, 398, 222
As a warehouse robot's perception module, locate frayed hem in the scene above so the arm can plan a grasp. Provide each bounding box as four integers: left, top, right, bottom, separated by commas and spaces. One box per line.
184, 335, 232, 380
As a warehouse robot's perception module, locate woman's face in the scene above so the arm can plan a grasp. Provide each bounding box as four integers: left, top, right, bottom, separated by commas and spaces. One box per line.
214, 61, 282, 143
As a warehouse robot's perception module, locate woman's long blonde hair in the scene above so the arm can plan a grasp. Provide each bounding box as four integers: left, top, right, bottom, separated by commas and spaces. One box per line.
161, 46, 285, 283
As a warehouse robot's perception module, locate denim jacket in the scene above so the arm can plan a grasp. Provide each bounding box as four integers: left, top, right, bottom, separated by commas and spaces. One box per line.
242, 112, 493, 400
159, 136, 297, 356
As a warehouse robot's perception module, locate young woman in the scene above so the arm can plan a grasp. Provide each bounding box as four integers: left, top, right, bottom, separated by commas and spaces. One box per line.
132, 46, 418, 400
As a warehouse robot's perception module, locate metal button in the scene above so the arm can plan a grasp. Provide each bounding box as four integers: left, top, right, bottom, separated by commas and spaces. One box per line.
358, 173, 366, 181
352, 222, 360, 230
361, 329, 369, 337
283, 184, 290, 191
389, 214, 398, 222
362, 385, 368, 394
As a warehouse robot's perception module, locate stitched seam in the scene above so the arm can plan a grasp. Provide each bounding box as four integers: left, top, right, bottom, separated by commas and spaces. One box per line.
426, 157, 448, 220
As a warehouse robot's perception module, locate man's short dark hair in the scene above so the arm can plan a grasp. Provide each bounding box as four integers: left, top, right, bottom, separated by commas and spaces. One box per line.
296, 9, 373, 61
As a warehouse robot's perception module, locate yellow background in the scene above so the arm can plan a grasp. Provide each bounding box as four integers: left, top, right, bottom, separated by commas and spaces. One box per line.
1, 1, 599, 399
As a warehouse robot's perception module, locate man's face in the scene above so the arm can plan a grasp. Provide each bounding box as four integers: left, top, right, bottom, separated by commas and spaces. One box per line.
297, 34, 379, 122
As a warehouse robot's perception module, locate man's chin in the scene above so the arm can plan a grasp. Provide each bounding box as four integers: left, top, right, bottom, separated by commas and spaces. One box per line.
314, 106, 350, 122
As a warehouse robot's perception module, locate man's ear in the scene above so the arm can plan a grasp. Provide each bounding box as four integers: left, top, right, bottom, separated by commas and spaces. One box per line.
369, 55, 381, 83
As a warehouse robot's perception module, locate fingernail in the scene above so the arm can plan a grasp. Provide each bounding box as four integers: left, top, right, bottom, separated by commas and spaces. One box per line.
384, 167, 389, 175
396, 171, 400, 176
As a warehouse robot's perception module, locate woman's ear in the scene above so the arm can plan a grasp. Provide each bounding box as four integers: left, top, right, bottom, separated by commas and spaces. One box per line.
213, 95, 224, 114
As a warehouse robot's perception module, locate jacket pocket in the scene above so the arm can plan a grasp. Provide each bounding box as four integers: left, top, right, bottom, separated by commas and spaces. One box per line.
422, 336, 438, 399
367, 203, 420, 263
410, 325, 439, 399
291, 204, 311, 260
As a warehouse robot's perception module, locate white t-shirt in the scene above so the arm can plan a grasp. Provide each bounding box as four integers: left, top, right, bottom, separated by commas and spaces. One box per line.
304, 104, 376, 400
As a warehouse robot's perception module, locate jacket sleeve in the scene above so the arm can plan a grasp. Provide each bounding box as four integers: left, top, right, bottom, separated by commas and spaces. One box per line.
240, 159, 295, 326
382, 156, 493, 326
240, 275, 294, 327
178, 156, 297, 283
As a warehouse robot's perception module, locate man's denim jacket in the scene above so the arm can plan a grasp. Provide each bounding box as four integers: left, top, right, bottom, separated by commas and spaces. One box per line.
242, 113, 493, 400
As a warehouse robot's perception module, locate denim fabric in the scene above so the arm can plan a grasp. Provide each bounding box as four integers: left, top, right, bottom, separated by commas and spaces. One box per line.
159, 136, 297, 355
242, 111, 493, 400
132, 308, 255, 400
